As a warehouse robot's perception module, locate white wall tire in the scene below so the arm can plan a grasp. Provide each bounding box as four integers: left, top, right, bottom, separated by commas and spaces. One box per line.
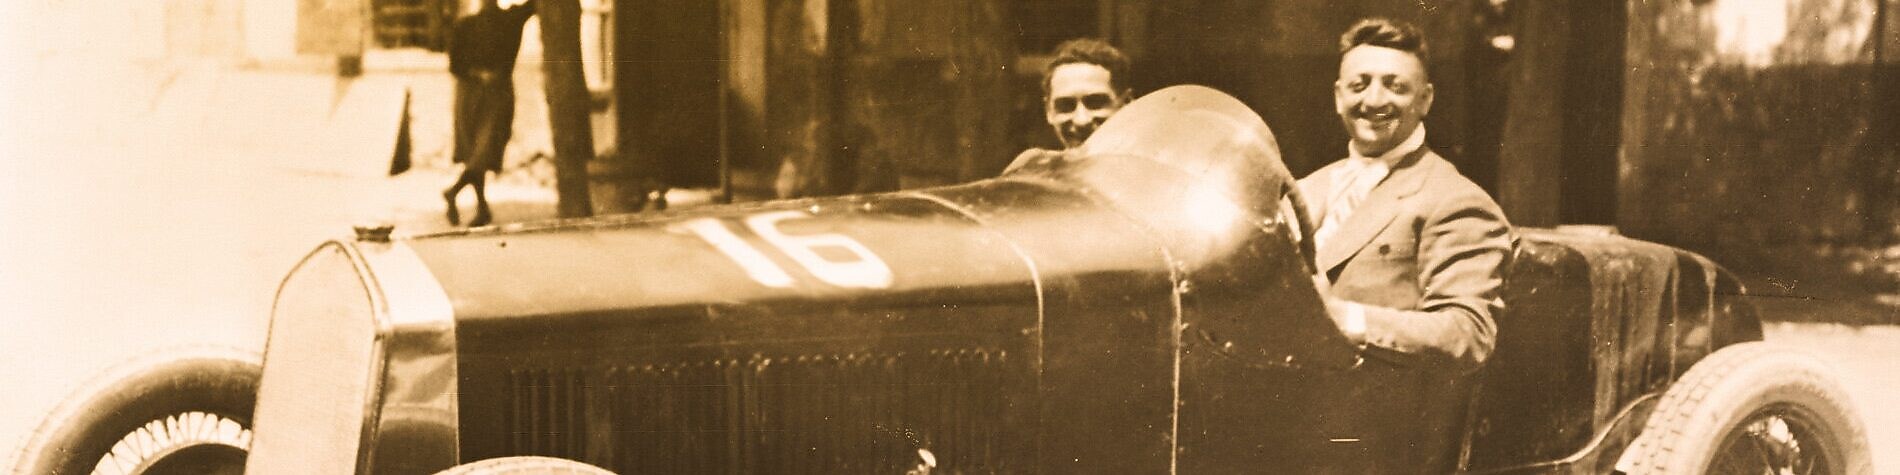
432, 456, 617, 475
10, 346, 260, 475
1619, 342, 1872, 474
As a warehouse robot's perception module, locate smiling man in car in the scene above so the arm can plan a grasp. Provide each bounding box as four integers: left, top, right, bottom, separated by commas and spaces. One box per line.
1299, 18, 1512, 373
1003, 38, 1134, 173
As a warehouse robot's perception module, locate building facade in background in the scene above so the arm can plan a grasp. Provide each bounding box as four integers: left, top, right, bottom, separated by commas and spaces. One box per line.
28, 0, 1900, 273
670, 0, 1897, 268
634, 0, 1510, 198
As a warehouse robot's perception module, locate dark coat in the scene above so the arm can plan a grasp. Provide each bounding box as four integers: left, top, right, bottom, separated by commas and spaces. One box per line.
448, 3, 534, 171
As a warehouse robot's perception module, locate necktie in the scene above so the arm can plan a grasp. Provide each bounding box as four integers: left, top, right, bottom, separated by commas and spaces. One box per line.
1315, 161, 1380, 249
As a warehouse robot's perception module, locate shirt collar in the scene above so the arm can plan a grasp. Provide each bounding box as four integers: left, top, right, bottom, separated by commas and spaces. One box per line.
1347, 124, 1427, 168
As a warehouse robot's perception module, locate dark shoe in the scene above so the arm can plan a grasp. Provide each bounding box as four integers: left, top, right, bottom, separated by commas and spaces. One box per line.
469, 206, 492, 227
443, 189, 461, 225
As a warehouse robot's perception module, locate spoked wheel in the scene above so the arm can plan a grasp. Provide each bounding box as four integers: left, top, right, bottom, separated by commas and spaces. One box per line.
1618, 342, 1871, 475
432, 456, 616, 475
11, 346, 260, 475
1710, 405, 1839, 475
144, 447, 249, 472
89, 410, 252, 475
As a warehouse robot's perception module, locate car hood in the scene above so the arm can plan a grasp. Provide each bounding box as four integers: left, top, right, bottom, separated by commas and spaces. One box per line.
398, 84, 1298, 323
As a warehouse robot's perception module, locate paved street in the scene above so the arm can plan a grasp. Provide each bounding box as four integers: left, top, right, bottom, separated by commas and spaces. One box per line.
1765, 322, 1900, 473
0, 51, 560, 462
4, 48, 1899, 474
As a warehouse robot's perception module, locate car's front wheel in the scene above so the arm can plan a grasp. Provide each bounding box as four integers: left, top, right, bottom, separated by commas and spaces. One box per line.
1617, 342, 1872, 474
11, 346, 260, 475
431, 456, 616, 475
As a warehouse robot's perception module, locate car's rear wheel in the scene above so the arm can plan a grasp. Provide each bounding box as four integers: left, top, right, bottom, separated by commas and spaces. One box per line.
10, 346, 260, 475
1618, 342, 1871, 474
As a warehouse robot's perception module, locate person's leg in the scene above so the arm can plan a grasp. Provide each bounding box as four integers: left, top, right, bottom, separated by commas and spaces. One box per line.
444, 167, 478, 225
445, 77, 479, 225
469, 169, 492, 227
467, 82, 511, 227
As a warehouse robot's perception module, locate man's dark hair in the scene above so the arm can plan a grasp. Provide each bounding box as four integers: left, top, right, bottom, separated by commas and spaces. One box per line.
1042, 38, 1131, 95
1338, 18, 1430, 67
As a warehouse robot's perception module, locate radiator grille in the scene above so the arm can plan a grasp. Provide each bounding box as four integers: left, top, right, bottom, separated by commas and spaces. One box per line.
249, 243, 379, 473
508, 348, 1025, 473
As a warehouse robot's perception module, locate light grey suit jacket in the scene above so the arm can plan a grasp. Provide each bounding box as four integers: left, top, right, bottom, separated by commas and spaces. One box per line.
1297, 148, 1512, 372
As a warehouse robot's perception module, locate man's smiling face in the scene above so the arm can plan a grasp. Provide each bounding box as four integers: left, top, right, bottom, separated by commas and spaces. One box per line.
1044, 62, 1126, 149
1334, 45, 1433, 157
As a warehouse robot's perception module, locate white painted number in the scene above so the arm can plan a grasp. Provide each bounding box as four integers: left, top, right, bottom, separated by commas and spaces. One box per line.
673, 211, 894, 289
746, 211, 894, 288
672, 218, 798, 288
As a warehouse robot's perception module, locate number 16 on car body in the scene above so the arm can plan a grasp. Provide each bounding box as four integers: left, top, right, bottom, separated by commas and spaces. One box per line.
669, 210, 895, 289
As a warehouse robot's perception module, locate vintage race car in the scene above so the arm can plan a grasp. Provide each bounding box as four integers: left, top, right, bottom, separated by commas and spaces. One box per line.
13, 86, 1871, 474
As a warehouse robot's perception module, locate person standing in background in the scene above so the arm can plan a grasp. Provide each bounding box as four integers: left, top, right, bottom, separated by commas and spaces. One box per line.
444, 0, 536, 227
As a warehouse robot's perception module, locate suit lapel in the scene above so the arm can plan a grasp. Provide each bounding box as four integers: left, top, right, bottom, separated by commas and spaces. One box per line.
1298, 161, 1340, 221
1316, 148, 1437, 273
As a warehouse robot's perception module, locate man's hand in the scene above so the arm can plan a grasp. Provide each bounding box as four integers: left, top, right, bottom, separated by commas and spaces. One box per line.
1313, 276, 1367, 345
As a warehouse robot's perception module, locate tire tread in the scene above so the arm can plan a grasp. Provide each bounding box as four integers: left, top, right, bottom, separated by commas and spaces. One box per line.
1624, 342, 1871, 474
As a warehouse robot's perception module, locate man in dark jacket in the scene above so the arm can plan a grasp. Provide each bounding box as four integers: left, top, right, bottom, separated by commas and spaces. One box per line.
444, 0, 535, 227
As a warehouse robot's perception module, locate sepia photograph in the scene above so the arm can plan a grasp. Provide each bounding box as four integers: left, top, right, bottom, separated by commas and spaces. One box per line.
1, 0, 1896, 473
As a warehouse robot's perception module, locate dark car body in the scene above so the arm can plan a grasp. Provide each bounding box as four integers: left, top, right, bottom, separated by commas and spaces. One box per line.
242, 86, 1762, 474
